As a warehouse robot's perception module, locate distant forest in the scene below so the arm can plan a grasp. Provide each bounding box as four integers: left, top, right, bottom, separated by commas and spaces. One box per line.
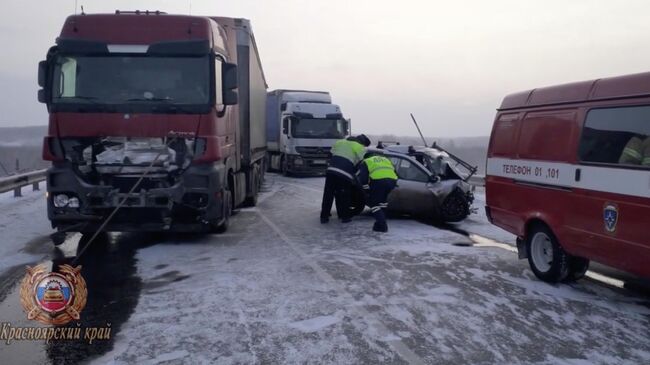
0, 126, 489, 177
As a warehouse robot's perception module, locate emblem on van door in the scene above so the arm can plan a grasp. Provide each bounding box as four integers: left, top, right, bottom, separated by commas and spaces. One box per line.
603, 203, 619, 233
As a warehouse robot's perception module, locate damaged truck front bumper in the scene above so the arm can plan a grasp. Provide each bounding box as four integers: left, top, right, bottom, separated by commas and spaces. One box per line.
47, 162, 226, 233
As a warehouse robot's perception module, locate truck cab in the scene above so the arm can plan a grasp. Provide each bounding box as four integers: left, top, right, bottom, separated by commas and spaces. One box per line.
37, 12, 267, 234
266, 90, 349, 175
278, 102, 348, 174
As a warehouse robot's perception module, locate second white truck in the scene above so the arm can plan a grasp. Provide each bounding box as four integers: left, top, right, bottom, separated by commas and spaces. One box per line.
266, 90, 350, 175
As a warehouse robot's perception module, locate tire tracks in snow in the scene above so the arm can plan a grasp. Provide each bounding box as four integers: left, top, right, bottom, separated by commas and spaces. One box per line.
255, 209, 426, 365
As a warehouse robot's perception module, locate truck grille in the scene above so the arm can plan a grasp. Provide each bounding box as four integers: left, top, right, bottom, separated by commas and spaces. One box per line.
107, 176, 170, 193
295, 146, 331, 158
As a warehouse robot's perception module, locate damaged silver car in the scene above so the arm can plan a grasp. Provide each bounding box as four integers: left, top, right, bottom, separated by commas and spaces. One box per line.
351, 143, 476, 222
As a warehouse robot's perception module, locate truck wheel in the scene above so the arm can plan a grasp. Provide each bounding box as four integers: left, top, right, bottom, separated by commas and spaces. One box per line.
281, 155, 290, 176
564, 257, 590, 282
440, 189, 469, 222
243, 171, 258, 207
213, 189, 232, 234
526, 224, 569, 283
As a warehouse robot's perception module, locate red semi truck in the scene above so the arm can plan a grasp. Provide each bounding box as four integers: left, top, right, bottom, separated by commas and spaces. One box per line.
38, 11, 267, 234
486, 72, 650, 283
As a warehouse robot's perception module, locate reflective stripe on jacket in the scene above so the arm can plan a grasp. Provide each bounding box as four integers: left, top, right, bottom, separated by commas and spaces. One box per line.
326, 139, 366, 181
365, 156, 398, 181
619, 137, 644, 164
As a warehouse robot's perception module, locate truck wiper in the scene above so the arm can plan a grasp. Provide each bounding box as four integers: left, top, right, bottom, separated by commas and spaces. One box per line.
55, 95, 102, 104
127, 97, 174, 102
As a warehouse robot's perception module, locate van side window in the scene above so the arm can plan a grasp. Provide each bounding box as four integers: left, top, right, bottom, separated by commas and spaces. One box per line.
518, 111, 575, 161
579, 106, 650, 168
490, 113, 519, 156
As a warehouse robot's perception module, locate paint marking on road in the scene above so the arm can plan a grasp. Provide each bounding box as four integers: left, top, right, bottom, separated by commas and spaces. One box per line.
585, 271, 625, 289
469, 233, 518, 252
256, 210, 426, 365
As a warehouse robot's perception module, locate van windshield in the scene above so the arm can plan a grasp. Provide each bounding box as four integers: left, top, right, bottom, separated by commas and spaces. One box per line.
50, 55, 210, 109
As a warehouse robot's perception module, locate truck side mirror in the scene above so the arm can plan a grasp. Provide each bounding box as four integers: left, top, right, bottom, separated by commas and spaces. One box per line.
37, 89, 47, 103
222, 62, 238, 105
37, 60, 49, 104
38, 60, 47, 87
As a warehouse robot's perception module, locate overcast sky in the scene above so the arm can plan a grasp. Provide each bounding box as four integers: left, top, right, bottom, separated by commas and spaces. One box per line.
1, 0, 650, 137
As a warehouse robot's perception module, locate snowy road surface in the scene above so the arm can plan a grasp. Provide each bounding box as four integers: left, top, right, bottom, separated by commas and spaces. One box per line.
0, 174, 649, 364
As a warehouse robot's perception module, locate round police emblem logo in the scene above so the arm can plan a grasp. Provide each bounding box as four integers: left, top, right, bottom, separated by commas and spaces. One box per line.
603, 203, 619, 234
20, 263, 87, 325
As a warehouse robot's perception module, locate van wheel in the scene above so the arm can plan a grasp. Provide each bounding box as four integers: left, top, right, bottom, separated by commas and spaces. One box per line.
526, 224, 569, 283
564, 257, 590, 282
213, 189, 232, 234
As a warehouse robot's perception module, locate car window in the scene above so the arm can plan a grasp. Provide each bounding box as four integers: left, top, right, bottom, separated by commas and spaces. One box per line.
579, 105, 650, 168
396, 158, 429, 182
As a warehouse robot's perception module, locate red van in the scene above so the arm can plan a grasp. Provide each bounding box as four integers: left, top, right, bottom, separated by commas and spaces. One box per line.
486, 72, 650, 283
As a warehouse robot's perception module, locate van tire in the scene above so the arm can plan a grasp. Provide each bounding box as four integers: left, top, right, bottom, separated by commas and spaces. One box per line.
526, 224, 569, 283
564, 257, 590, 282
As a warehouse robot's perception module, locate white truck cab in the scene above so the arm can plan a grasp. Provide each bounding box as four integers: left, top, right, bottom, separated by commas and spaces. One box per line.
266, 90, 350, 175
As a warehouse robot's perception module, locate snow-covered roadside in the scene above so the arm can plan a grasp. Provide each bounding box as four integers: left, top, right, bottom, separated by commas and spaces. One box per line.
92, 175, 650, 364
454, 187, 518, 245
0, 182, 54, 271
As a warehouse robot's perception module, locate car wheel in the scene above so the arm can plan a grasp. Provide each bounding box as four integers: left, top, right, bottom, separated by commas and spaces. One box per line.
564, 257, 590, 282
440, 189, 469, 222
526, 224, 569, 283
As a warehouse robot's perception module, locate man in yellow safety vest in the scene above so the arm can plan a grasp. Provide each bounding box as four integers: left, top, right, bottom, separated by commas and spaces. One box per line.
320, 134, 371, 223
358, 152, 398, 232
619, 135, 650, 166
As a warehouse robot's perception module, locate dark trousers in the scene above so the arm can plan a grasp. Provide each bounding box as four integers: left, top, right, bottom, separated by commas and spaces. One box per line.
368, 179, 397, 229
321, 172, 353, 220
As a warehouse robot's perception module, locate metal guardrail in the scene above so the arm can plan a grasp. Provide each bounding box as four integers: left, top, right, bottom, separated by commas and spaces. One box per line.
468, 175, 485, 187
0, 169, 47, 197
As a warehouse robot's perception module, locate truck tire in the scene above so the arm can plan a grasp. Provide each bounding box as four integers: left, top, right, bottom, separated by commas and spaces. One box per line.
243, 170, 258, 207
213, 189, 232, 234
440, 189, 470, 222
281, 155, 290, 176
564, 257, 590, 282
526, 224, 570, 283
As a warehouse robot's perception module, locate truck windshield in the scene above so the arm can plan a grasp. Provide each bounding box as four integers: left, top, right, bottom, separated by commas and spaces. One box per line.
50, 55, 210, 108
291, 118, 347, 139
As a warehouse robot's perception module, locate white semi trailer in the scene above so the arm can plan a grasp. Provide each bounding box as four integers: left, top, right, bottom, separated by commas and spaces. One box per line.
266, 90, 350, 175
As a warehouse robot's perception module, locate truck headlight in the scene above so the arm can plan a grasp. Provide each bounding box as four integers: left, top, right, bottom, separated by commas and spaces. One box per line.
53, 194, 70, 207
294, 157, 304, 165
67, 197, 80, 208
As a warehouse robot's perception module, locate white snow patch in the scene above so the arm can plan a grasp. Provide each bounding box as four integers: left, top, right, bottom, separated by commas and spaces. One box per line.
288, 315, 339, 333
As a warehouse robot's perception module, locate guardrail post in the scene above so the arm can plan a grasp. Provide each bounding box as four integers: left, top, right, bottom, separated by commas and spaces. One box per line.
14, 186, 22, 197
33, 182, 40, 191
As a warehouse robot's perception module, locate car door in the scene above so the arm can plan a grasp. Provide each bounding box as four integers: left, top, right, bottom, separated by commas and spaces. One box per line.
387, 156, 435, 216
